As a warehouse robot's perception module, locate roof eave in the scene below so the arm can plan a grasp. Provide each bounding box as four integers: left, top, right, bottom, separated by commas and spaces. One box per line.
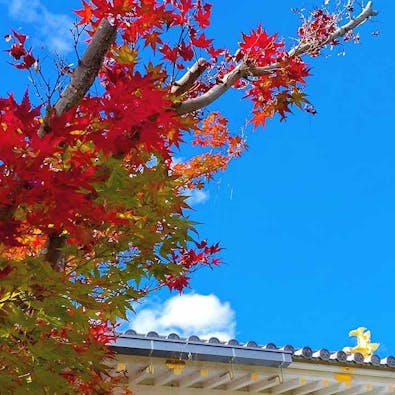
111, 335, 293, 368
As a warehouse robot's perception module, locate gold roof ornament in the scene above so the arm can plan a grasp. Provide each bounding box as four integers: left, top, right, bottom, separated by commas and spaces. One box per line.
343, 327, 380, 358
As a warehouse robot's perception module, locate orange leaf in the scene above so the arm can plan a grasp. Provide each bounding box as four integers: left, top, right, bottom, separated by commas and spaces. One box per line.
74, 0, 93, 25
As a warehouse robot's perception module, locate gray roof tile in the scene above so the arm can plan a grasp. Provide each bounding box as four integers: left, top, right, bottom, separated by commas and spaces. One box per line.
115, 330, 395, 370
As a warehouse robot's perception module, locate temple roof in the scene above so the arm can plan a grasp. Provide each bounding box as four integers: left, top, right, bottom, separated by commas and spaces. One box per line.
112, 330, 395, 369
111, 331, 395, 394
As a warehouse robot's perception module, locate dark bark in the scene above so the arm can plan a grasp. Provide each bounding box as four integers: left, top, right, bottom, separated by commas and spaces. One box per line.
39, 19, 117, 270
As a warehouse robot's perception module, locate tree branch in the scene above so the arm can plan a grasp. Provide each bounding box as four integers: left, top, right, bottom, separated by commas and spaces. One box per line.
39, 19, 117, 271
36, 2, 377, 270
176, 1, 377, 115
45, 234, 67, 272
38, 19, 117, 137
170, 58, 209, 96
289, 0, 378, 57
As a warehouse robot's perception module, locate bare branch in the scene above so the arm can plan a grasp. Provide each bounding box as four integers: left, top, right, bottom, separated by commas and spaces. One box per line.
38, 19, 117, 137
176, 1, 377, 115
170, 58, 209, 96
54, 19, 116, 117
249, 64, 281, 76
176, 62, 247, 115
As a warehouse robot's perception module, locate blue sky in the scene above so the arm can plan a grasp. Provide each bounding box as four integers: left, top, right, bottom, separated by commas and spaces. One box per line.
1, 0, 394, 356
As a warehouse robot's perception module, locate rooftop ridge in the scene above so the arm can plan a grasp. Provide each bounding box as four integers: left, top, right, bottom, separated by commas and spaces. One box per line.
115, 329, 395, 369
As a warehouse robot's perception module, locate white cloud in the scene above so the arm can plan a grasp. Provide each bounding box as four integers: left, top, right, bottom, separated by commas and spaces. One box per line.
8, 0, 41, 22
127, 293, 236, 341
4, 0, 74, 53
186, 189, 209, 205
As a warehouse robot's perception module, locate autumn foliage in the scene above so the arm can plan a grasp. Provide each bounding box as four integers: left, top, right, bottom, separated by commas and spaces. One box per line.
0, 0, 376, 393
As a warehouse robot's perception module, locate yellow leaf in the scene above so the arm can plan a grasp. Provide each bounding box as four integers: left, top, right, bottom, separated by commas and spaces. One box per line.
113, 46, 139, 65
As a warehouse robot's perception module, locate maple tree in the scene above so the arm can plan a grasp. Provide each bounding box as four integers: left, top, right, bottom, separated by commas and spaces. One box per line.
0, 0, 377, 393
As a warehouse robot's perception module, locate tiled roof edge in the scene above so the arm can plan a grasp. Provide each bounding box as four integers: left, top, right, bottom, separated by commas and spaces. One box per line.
110, 330, 292, 368
111, 330, 395, 370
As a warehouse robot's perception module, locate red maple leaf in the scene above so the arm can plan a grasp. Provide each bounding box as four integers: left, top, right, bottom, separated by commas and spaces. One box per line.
9, 43, 25, 60
179, 41, 194, 61
21, 53, 36, 69
195, 3, 212, 29
159, 43, 179, 63
191, 32, 213, 48
11, 29, 27, 45
250, 110, 269, 129
74, 0, 93, 25
143, 30, 163, 51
